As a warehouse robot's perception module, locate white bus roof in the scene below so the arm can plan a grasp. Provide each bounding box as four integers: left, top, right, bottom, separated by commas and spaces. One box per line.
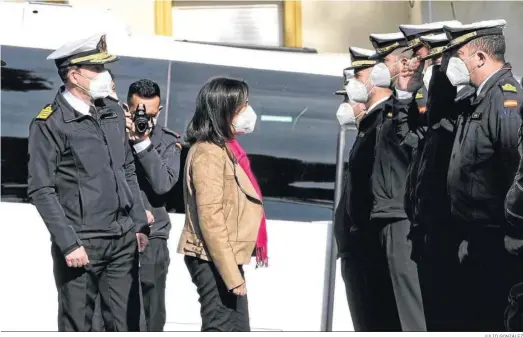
3, 32, 350, 77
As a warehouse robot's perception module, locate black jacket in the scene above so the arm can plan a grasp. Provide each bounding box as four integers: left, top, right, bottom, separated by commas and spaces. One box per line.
370, 96, 411, 220
27, 89, 148, 255
414, 68, 475, 231
334, 103, 382, 257
133, 125, 181, 239
447, 65, 523, 238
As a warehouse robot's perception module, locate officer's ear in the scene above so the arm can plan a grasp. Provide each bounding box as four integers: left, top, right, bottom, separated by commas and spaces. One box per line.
476, 51, 487, 68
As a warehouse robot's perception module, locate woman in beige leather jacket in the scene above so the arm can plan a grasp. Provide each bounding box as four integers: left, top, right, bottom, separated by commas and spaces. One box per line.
177, 77, 268, 332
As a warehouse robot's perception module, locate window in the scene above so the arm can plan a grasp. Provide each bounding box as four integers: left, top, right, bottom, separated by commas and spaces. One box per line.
1, 45, 354, 222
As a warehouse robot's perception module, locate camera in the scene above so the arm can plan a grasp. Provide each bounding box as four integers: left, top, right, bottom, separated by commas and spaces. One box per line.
133, 103, 150, 134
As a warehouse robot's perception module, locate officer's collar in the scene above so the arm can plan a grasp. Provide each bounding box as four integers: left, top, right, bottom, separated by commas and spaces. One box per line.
473, 63, 512, 105
455, 85, 476, 102
57, 87, 92, 123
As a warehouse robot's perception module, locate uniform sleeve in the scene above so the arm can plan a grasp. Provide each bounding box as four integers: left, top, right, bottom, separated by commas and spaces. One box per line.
505, 157, 523, 239
191, 148, 244, 291
491, 90, 522, 198
134, 138, 180, 195
27, 121, 82, 255
501, 90, 523, 238
124, 135, 149, 234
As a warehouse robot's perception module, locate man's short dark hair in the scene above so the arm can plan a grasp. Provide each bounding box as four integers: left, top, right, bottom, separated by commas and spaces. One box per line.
185, 77, 249, 147
58, 65, 79, 83
127, 79, 161, 103
468, 35, 506, 63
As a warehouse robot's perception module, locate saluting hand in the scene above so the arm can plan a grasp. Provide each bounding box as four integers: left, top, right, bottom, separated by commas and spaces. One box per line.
396, 62, 413, 92
65, 246, 89, 268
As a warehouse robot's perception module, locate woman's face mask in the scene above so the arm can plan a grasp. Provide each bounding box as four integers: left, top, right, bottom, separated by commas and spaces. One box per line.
74, 70, 113, 99
233, 105, 257, 134
446, 53, 478, 86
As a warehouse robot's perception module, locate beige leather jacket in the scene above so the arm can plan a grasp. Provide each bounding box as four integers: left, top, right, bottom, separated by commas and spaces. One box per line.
177, 141, 264, 290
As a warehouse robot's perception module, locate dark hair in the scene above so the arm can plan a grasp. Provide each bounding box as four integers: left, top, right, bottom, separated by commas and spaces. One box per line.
468, 35, 506, 63
185, 77, 249, 146
127, 79, 161, 103
58, 65, 79, 83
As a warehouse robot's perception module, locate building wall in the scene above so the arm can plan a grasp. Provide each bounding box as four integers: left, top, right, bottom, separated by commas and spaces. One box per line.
301, 0, 417, 53
420, 0, 523, 75
68, 0, 155, 35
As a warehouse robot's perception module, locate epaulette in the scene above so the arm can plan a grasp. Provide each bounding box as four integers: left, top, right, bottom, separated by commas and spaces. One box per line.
35, 104, 54, 120
498, 79, 521, 109
161, 126, 181, 138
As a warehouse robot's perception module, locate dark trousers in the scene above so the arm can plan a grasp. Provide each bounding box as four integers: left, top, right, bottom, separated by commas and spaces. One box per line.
140, 238, 170, 331
368, 218, 427, 331
184, 255, 250, 332
51, 230, 141, 332
414, 225, 465, 331
460, 228, 523, 331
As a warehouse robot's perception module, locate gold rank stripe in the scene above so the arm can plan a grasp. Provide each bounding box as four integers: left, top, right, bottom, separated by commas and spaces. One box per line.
71, 51, 117, 65
429, 46, 446, 56
36, 105, 53, 120
416, 92, 424, 99
504, 100, 518, 108
408, 38, 421, 47
351, 60, 377, 67
449, 31, 478, 47
376, 42, 400, 54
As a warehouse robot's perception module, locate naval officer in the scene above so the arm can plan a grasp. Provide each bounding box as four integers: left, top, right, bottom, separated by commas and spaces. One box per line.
27, 33, 149, 332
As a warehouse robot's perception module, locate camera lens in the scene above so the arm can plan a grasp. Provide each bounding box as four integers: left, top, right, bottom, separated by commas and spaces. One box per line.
136, 120, 148, 133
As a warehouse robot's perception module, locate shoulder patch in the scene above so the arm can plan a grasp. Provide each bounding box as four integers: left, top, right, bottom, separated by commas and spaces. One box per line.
415, 92, 424, 99
36, 105, 53, 120
502, 83, 518, 93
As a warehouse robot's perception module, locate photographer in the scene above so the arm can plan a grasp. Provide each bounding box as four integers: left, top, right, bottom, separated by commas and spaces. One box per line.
124, 79, 182, 332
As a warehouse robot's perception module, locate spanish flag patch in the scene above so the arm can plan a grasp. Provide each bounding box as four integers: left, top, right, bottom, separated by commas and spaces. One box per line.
36, 105, 53, 120
504, 100, 518, 108
419, 106, 427, 114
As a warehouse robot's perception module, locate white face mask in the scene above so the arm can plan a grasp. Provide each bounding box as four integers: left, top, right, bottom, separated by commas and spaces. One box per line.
76, 70, 114, 99
423, 65, 434, 90
446, 56, 473, 86
370, 63, 392, 88
345, 79, 369, 103
233, 105, 257, 134
336, 102, 356, 126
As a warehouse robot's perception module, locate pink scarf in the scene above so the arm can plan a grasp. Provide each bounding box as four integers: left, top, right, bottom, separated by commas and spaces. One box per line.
226, 139, 268, 268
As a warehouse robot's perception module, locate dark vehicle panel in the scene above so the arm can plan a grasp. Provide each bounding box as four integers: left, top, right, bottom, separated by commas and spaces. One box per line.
1, 45, 357, 222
